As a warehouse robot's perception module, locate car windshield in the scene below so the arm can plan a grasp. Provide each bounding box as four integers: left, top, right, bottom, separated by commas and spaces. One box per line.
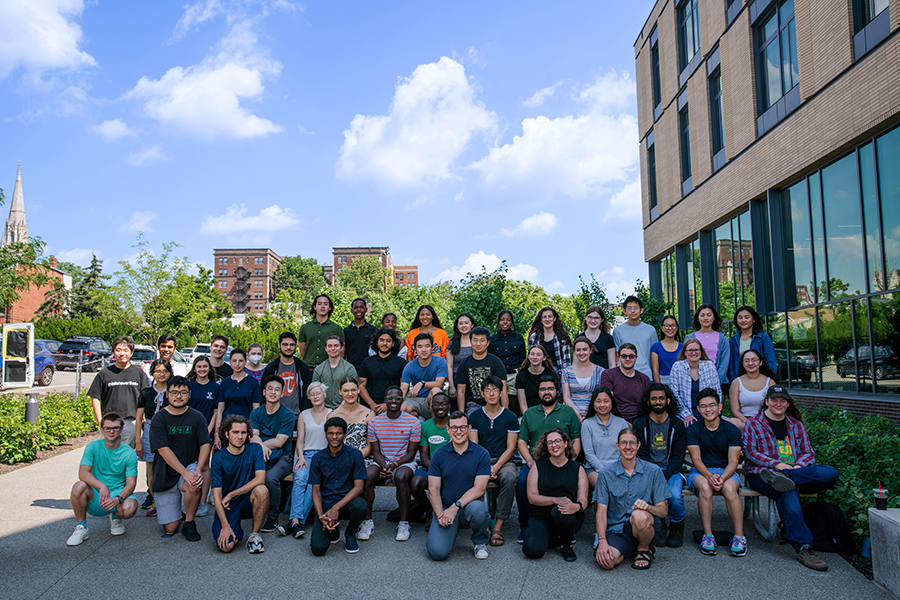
132, 350, 156, 362
59, 341, 89, 351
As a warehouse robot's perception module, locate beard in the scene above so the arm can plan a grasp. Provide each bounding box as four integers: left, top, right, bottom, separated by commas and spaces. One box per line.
540, 395, 557, 406
651, 404, 667, 415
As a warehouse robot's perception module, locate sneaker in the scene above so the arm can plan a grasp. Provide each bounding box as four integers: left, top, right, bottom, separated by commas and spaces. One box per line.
396, 521, 411, 541
181, 520, 201, 542
146, 508, 157, 518
109, 515, 125, 536
195, 503, 209, 518
357, 519, 374, 541
260, 517, 279, 533
474, 544, 489, 559
729, 535, 748, 557
667, 520, 685, 548
282, 522, 304, 538
797, 545, 828, 571
247, 532, 265, 554
561, 545, 577, 562
66, 524, 89, 546
141, 494, 154, 510
517, 528, 527, 544
330, 526, 341, 544
345, 533, 359, 553
761, 469, 796, 492
700, 533, 717, 555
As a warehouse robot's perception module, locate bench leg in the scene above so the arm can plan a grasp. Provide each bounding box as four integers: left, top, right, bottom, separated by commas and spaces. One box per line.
749, 495, 778, 542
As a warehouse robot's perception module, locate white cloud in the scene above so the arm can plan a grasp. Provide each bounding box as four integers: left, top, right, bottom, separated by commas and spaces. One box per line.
0, 0, 96, 79
336, 57, 497, 188
87, 119, 135, 142
171, 0, 300, 40
546, 281, 566, 294
523, 81, 562, 108
431, 251, 538, 283
598, 266, 635, 300
126, 145, 168, 166
605, 178, 642, 222
122, 210, 158, 233
470, 70, 638, 199
201, 204, 300, 235
55, 247, 100, 266
126, 19, 283, 140
172, 0, 224, 39
501, 212, 558, 237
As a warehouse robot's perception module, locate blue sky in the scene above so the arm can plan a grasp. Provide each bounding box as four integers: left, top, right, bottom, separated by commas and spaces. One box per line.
0, 0, 655, 298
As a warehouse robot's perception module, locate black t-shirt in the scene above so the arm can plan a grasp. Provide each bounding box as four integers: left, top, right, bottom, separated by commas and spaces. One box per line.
489, 331, 526, 373
541, 337, 559, 370
686, 419, 742, 469
515, 368, 555, 408
766, 415, 788, 440
359, 353, 407, 402
469, 407, 520, 459
589, 331, 616, 369
149, 407, 210, 491
211, 362, 233, 382
457, 353, 507, 405
138, 386, 168, 421
344, 322, 378, 370
87, 364, 148, 419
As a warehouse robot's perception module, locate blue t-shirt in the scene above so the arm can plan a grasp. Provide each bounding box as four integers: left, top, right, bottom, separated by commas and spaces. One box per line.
401, 356, 448, 397
650, 341, 682, 377
428, 442, 491, 507
210, 443, 265, 497
469, 407, 520, 459
80, 438, 138, 493
189, 380, 223, 423
219, 376, 262, 419
249, 404, 296, 460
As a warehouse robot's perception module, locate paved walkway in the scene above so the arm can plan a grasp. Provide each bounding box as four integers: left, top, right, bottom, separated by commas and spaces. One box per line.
0, 446, 891, 600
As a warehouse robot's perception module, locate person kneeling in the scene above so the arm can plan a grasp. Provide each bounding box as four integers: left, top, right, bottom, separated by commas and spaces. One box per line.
211, 416, 268, 554
522, 428, 588, 562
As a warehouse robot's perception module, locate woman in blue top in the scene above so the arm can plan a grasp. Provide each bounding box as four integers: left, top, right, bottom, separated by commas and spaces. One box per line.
215, 349, 262, 441
651, 314, 683, 385
728, 305, 777, 382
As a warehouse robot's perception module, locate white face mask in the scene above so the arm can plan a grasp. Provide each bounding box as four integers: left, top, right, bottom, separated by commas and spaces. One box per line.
248, 353, 263, 364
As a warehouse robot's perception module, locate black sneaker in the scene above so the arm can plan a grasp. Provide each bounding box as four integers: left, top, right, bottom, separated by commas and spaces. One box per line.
260, 517, 279, 533
181, 520, 201, 542
330, 526, 341, 544
291, 522, 305, 539
761, 469, 796, 492
561, 546, 577, 562
141, 494, 154, 510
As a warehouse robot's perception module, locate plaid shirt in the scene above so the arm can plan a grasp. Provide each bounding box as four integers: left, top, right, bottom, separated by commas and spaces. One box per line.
742, 412, 816, 474
528, 332, 572, 371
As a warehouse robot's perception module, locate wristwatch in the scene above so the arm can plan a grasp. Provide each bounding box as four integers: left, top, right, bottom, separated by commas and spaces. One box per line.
454, 501, 462, 509
116, 495, 124, 504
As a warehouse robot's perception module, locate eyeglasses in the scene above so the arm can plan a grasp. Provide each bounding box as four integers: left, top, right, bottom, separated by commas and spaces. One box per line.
585, 315, 601, 321
662, 323, 678, 329
448, 425, 469, 432
538, 387, 556, 393
625, 306, 641, 312
619, 354, 636, 360
546, 439, 565, 447
697, 403, 719, 411
102, 426, 122, 432
743, 358, 760, 364
685, 349, 702, 354
169, 390, 190, 398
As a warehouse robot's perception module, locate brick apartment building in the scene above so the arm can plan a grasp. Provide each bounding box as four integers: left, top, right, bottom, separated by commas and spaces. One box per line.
634, 0, 900, 415
325, 247, 419, 288
393, 265, 419, 287
213, 248, 282, 314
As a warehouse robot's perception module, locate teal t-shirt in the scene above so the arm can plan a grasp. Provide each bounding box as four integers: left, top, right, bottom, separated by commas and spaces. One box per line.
80, 438, 138, 493
250, 404, 296, 459
419, 419, 451, 454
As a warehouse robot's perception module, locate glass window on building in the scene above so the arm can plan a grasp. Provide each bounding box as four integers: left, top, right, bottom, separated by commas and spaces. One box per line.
758, 0, 798, 111
822, 152, 866, 298
710, 70, 725, 156
677, 0, 701, 71
870, 293, 900, 394
648, 145, 658, 213
713, 211, 754, 330
686, 239, 702, 314
854, 0, 890, 31
680, 106, 692, 183
787, 307, 818, 388
651, 33, 662, 110
783, 179, 815, 307
661, 252, 678, 321
876, 126, 900, 292
820, 301, 856, 392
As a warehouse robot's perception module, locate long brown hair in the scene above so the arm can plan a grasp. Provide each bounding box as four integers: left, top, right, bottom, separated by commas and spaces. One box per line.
519, 344, 558, 375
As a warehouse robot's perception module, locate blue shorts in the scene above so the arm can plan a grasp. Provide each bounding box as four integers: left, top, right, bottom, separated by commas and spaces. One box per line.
87, 487, 137, 517
413, 466, 428, 480
212, 493, 254, 543
686, 467, 742, 490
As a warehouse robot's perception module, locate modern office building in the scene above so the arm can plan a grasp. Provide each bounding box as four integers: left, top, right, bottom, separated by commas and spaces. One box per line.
213, 248, 282, 315
634, 0, 900, 416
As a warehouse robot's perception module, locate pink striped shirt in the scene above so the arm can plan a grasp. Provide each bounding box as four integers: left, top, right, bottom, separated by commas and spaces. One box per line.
368, 413, 421, 462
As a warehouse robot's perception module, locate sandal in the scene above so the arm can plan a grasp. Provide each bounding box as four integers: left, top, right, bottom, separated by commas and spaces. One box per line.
490, 530, 505, 546
632, 549, 653, 570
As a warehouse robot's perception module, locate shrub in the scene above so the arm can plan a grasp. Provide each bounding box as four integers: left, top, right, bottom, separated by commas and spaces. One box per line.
804, 406, 900, 540
0, 392, 97, 464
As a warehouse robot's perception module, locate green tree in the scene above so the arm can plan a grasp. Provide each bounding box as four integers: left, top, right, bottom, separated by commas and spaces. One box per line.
273, 256, 326, 293
452, 263, 508, 330
619, 279, 673, 331
336, 255, 389, 299
369, 283, 454, 337
37, 279, 69, 319
572, 275, 611, 329
501, 279, 551, 337
0, 238, 50, 320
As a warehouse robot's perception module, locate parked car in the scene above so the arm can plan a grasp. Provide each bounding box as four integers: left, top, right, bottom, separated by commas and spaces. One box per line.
837, 346, 899, 380
793, 349, 817, 367
38, 339, 63, 353
54, 336, 112, 372
774, 348, 812, 381
181, 348, 194, 359
0, 339, 56, 386
192, 343, 232, 362
131, 346, 192, 373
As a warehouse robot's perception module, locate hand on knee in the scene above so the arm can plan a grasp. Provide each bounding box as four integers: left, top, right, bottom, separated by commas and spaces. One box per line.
631, 509, 653, 530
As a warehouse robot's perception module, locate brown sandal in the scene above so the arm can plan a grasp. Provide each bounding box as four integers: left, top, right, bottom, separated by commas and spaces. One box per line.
490, 530, 505, 546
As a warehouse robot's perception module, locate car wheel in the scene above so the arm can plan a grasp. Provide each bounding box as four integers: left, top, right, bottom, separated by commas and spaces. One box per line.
838, 367, 846, 378
875, 366, 886, 380
38, 366, 54, 386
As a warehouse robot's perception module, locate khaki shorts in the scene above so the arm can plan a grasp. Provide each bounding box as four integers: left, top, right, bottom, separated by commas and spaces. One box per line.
403, 396, 431, 419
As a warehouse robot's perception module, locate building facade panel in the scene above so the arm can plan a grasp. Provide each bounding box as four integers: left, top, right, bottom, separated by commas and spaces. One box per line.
636, 43, 653, 136
687, 73, 712, 185
213, 248, 282, 315
808, 0, 854, 92
795, 0, 817, 100
725, 13, 758, 156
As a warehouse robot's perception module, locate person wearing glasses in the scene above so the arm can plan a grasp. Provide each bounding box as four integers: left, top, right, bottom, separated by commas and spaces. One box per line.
669, 338, 720, 426
728, 349, 777, 432
425, 411, 493, 560
599, 343, 651, 422
686, 388, 746, 557
66, 412, 139, 546
612, 296, 658, 378
743, 385, 839, 571
650, 315, 682, 385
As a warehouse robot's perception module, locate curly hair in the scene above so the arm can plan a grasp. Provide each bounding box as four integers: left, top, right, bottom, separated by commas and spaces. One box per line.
369, 327, 401, 354
636, 382, 678, 418
218, 415, 252, 448
736, 348, 778, 381
532, 427, 577, 461
528, 306, 573, 346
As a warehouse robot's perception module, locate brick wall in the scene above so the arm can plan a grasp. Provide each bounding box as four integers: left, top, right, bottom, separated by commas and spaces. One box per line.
793, 392, 900, 425
2, 266, 64, 323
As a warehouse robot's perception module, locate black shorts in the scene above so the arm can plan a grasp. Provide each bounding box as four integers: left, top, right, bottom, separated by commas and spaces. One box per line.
212, 493, 253, 543
607, 521, 638, 558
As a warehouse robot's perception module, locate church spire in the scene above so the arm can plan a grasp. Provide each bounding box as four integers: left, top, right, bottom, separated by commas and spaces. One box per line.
2, 162, 29, 247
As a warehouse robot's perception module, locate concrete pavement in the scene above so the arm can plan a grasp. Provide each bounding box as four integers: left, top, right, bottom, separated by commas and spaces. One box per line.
0, 445, 891, 600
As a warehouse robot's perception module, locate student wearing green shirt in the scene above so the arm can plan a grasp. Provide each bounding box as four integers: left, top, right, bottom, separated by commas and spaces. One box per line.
298, 294, 345, 369
411, 393, 452, 528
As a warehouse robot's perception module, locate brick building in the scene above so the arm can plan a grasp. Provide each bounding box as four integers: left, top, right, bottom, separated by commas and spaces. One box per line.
326, 247, 419, 288
213, 248, 282, 315
393, 265, 419, 287
635, 0, 900, 409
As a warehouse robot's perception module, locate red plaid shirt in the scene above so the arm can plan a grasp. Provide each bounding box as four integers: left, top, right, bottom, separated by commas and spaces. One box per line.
742, 412, 816, 474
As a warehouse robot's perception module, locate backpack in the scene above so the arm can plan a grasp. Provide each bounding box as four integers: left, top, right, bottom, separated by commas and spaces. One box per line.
801, 501, 856, 554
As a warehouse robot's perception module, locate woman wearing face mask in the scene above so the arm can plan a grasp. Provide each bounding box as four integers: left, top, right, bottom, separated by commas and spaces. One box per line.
245, 343, 266, 383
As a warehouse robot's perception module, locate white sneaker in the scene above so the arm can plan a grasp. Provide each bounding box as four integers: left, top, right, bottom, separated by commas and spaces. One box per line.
195, 503, 209, 517
67, 524, 89, 546
474, 544, 489, 559
109, 515, 125, 536
396, 521, 410, 541
357, 519, 374, 541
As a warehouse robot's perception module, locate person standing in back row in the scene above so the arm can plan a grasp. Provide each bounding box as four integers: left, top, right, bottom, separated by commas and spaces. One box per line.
88, 336, 148, 449
405, 305, 450, 360
209, 335, 233, 381
527, 307, 572, 371
261, 332, 312, 417
612, 296, 658, 379
298, 294, 345, 371
599, 343, 650, 422
489, 310, 526, 414
344, 298, 377, 371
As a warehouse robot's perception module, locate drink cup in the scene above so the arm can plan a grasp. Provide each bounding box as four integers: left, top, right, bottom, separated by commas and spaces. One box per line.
873, 488, 889, 510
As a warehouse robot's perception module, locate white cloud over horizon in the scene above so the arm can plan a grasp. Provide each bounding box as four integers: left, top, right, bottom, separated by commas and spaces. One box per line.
500, 212, 558, 237
523, 81, 562, 108
605, 177, 642, 221
126, 145, 168, 166
88, 118, 135, 141
431, 250, 538, 284
55, 247, 101, 266
336, 57, 497, 188
122, 210, 158, 233
200, 204, 300, 235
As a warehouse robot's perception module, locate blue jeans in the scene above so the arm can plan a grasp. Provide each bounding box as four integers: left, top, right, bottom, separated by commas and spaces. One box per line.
747, 464, 839, 550
425, 500, 491, 560
516, 463, 532, 528
290, 449, 319, 521
666, 473, 686, 524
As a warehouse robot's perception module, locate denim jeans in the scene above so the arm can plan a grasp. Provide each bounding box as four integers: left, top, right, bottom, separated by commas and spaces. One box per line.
290, 449, 320, 521
746, 464, 839, 550
516, 463, 532, 528
425, 500, 491, 561
666, 473, 686, 523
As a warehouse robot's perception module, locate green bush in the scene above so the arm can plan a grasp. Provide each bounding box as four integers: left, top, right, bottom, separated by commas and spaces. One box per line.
0, 392, 97, 464
804, 406, 900, 539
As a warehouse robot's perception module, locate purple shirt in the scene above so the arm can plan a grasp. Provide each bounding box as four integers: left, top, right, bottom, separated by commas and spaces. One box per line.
599, 367, 651, 421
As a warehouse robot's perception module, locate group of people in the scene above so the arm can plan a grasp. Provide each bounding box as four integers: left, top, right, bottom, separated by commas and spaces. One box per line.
68, 294, 838, 571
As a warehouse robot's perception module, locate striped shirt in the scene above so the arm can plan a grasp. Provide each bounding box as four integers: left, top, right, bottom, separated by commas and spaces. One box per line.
367, 413, 421, 462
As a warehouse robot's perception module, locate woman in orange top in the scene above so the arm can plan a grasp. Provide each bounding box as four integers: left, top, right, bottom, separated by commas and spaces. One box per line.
405, 304, 450, 361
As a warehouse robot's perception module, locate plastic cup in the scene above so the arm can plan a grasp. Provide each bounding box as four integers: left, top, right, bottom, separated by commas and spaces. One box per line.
873, 488, 889, 510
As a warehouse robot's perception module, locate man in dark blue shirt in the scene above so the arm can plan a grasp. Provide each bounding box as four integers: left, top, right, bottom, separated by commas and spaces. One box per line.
426, 411, 492, 561
309, 416, 368, 555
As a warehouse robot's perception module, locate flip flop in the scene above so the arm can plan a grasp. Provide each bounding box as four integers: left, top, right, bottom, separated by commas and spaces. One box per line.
632, 549, 653, 570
